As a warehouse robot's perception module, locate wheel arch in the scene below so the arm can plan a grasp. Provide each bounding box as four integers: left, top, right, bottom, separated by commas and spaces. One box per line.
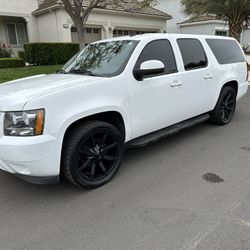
222, 80, 238, 95
59, 110, 127, 177
213, 79, 239, 109
62, 111, 127, 143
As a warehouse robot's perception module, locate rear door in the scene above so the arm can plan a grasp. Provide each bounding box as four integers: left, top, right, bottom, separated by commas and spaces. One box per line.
174, 38, 217, 117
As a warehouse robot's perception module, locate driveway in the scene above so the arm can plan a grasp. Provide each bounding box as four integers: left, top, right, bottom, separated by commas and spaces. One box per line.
0, 91, 250, 250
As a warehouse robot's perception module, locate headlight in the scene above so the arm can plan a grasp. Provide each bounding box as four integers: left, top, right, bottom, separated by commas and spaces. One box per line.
4, 109, 45, 136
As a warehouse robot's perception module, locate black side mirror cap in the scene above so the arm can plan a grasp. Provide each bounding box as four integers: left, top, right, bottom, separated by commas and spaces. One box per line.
133, 67, 165, 81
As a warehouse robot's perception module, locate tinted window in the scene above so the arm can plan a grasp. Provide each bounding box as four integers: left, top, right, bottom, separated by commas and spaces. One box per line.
135, 39, 178, 76
177, 39, 207, 70
206, 39, 245, 64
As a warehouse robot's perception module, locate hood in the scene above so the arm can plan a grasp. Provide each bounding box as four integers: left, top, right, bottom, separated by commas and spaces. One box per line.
0, 74, 104, 111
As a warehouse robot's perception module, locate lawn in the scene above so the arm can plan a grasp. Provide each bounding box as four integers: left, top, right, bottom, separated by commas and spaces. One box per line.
0, 65, 62, 84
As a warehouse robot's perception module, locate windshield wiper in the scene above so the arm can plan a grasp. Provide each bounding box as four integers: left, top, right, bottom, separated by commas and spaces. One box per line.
69, 68, 99, 76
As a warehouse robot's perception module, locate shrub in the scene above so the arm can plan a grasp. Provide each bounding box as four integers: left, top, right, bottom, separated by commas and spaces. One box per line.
0, 43, 13, 58
18, 51, 26, 61
0, 58, 25, 69
24, 43, 80, 66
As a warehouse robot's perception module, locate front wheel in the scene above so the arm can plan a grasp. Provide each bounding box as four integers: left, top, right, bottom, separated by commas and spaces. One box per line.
210, 86, 237, 125
62, 121, 124, 188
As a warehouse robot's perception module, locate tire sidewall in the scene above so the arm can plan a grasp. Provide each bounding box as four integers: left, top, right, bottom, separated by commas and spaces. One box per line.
212, 87, 237, 125
68, 123, 124, 188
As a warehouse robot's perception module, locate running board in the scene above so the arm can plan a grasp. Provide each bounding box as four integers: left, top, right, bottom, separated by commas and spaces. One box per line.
126, 114, 210, 148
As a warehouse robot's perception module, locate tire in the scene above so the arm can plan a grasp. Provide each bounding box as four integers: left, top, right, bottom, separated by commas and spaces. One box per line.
62, 121, 124, 188
210, 86, 237, 125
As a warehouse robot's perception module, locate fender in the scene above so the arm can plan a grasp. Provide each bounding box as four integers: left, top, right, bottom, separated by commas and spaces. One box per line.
58, 106, 131, 143
212, 76, 238, 110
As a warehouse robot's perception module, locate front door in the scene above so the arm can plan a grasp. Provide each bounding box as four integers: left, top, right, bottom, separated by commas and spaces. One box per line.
127, 39, 186, 139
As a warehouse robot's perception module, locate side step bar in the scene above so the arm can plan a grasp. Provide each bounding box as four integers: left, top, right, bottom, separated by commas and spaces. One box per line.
126, 114, 210, 148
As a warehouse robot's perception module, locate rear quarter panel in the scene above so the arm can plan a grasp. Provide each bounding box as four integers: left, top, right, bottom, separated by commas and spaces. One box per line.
204, 38, 248, 108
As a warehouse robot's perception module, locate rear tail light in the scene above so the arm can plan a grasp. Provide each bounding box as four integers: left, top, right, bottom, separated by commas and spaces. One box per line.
247, 61, 249, 82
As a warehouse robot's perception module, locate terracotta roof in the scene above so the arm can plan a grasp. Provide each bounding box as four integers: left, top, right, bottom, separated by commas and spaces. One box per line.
179, 15, 222, 25
34, 0, 171, 19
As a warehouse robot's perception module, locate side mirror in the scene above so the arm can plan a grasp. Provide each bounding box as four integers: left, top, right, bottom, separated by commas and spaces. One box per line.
133, 60, 165, 81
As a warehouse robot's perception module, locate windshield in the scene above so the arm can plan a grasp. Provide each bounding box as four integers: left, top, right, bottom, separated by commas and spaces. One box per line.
61, 40, 139, 77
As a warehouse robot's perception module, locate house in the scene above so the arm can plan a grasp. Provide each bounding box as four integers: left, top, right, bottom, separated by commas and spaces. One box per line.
157, 0, 250, 46
0, 0, 171, 56
179, 15, 230, 36
178, 15, 250, 46
0, 0, 39, 56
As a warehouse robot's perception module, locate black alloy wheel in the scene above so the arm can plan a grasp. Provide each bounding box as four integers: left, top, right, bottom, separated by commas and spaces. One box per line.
77, 131, 120, 182
210, 86, 237, 125
220, 91, 236, 123
62, 121, 124, 188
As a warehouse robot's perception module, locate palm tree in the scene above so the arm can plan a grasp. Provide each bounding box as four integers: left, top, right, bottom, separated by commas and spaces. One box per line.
181, 0, 250, 41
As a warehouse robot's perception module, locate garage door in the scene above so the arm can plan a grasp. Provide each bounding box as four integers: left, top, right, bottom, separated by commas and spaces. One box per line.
113, 29, 156, 37
71, 27, 101, 45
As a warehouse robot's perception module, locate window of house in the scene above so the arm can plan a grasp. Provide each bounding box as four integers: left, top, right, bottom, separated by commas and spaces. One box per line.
118, 30, 123, 35
177, 38, 208, 70
6, 23, 27, 46
134, 39, 178, 77
86, 28, 92, 33
93, 29, 99, 34
215, 30, 228, 36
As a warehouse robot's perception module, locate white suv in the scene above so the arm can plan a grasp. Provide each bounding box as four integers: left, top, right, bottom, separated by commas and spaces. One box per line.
0, 34, 248, 188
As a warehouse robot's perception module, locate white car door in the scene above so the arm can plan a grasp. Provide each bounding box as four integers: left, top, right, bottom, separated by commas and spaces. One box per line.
174, 38, 218, 117
127, 39, 187, 139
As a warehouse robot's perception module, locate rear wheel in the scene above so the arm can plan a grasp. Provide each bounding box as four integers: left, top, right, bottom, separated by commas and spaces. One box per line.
62, 121, 124, 188
210, 86, 237, 125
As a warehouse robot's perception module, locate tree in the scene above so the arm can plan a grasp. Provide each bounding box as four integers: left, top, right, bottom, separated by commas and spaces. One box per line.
60, 0, 157, 49
181, 0, 250, 42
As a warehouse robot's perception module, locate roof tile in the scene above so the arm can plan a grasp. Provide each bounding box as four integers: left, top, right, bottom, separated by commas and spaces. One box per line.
35, 0, 171, 18
180, 15, 221, 24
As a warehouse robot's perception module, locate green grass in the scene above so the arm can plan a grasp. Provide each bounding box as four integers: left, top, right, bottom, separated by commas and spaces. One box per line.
0, 65, 62, 84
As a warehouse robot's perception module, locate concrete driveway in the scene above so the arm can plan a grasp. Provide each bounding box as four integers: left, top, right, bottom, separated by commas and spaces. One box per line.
0, 91, 250, 250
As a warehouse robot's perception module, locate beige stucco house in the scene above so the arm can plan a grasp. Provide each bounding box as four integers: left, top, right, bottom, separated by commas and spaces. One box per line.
0, 0, 171, 56
34, 0, 171, 45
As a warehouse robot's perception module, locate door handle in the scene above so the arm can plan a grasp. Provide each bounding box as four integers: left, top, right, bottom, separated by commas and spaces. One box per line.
204, 74, 213, 80
170, 80, 183, 87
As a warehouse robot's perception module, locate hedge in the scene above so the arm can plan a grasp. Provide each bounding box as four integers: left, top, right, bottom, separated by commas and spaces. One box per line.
18, 51, 26, 61
0, 58, 25, 69
24, 43, 80, 66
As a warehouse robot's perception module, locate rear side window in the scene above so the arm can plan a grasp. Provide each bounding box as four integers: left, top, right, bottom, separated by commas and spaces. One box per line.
135, 39, 178, 76
206, 39, 245, 64
177, 39, 207, 70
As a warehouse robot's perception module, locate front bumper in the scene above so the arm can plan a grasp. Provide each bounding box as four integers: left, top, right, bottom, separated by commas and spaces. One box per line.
0, 122, 61, 184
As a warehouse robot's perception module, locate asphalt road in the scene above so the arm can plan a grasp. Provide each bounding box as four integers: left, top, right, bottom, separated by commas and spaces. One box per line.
1, 91, 250, 250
